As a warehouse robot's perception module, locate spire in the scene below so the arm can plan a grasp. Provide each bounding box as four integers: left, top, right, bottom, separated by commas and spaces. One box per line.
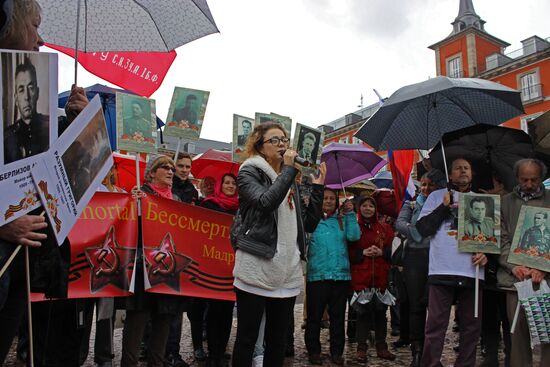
451, 0, 485, 34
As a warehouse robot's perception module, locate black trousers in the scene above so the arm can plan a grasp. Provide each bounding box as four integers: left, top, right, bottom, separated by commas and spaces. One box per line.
402, 247, 429, 344
206, 299, 235, 359
0, 249, 26, 365
481, 288, 511, 367
356, 302, 388, 348
304, 280, 349, 356
232, 288, 295, 367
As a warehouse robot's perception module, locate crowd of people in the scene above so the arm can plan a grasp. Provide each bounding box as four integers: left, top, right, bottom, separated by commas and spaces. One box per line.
1, 1, 550, 367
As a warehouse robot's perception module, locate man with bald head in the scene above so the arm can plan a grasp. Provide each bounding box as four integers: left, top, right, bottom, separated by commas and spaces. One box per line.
498, 158, 550, 366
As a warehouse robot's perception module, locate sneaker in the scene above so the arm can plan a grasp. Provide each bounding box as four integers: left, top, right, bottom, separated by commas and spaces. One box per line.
252, 355, 264, 367
194, 348, 207, 361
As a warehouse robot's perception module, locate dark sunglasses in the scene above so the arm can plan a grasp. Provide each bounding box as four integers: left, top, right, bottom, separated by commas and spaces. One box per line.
159, 165, 176, 172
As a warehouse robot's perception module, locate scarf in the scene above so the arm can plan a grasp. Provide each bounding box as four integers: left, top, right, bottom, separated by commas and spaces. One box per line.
202, 177, 239, 211
148, 182, 173, 200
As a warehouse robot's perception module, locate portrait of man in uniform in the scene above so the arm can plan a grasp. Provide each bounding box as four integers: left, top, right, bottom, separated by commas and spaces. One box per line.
122, 99, 153, 138
237, 119, 252, 146
298, 132, 318, 164
173, 94, 198, 125
4, 58, 49, 164
519, 211, 550, 253
464, 197, 495, 238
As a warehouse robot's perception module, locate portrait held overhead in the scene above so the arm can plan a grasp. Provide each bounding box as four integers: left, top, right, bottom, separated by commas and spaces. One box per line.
165, 86, 210, 139
115, 92, 156, 153
232, 114, 255, 162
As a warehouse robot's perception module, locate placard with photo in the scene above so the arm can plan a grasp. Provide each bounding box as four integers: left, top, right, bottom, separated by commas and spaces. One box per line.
292, 123, 325, 167
508, 205, 550, 272
232, 114, 255, 163
255, 112, 292, 139
0, 50, 58, 225
458, 192, 500, 254
116, 93, 157, 153
165, 86, 210, 140
32, 95, 113, 245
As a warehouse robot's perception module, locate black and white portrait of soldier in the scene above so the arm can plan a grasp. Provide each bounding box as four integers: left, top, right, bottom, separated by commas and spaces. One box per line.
237, 119, 252, 146
4, 57, 49, 164
464, 197, 495, 238
298, 130, 320, 164
173, 94, 198, 125
519, 211, 550, 253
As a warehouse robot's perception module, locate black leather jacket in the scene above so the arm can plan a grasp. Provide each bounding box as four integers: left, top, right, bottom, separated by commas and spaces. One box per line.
235, 163, 323, 260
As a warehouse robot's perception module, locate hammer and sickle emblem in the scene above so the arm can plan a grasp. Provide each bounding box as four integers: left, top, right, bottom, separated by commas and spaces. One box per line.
95, 248, 120, 276
152, 251, 175, 276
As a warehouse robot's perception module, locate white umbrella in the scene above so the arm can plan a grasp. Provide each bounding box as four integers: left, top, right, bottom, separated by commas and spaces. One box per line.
39, 0, 219, 52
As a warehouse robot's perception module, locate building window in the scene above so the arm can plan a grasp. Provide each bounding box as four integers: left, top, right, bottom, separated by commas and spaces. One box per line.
520, 72, 541, 102
339, 137, 347, 144
447, 56, 462, 78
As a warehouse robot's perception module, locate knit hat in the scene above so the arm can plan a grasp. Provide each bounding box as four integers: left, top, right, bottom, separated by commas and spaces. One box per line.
0, 0, 13, 37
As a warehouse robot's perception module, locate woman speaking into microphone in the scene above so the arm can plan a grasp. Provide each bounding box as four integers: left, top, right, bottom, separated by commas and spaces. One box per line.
231, 121, 325, 366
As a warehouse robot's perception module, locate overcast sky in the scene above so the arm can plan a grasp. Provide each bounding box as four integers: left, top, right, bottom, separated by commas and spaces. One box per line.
49, 0, 550, 143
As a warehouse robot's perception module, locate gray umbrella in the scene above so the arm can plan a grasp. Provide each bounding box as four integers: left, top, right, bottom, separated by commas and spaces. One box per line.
355, 76, 524, 151
39, 0, 219, 52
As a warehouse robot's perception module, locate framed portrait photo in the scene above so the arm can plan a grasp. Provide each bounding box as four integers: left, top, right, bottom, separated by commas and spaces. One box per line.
458, 193, 500, 254
292, 123, 325, 167
232, 114, 255, 163
165, 86, 210, 140
116, 93, 157, 153
255, 112, 292, 139
0, 50, 58, 225
508, 206, 550, 272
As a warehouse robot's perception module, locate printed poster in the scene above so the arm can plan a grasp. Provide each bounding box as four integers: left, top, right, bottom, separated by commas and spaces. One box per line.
508, 205, 550, 272
116, 92, 157, 153
292, 123, 325, 168
32, 95, 113, 245
165, 86, 210, 140
232, 114, 255, 163
458, 192, 500, 254
0, 50, 58, 225
141, 195, 235, 301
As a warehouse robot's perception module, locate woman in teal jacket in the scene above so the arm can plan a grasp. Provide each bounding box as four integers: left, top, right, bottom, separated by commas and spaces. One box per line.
305, 189, 360, 365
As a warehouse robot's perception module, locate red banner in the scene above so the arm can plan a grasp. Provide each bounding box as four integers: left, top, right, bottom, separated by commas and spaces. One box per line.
65, 192, 138, 298
141, 195, 235, 301
46, 43, 176, 97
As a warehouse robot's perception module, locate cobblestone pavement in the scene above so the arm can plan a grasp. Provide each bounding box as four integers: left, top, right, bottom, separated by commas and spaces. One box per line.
4, 302, 519, 367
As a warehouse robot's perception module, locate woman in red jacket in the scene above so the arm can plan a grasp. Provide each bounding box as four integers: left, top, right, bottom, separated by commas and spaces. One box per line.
349, 196, 396, 364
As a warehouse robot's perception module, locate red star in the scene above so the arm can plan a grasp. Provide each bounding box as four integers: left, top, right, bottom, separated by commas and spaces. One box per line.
143, 232, 193, 292
85, 226, 136, 293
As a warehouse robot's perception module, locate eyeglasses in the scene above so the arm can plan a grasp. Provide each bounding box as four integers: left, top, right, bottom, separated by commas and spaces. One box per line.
263, 137, 290, 146
159, 165, 176, 173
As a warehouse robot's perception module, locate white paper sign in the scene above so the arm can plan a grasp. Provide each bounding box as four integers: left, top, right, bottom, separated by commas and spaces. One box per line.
32, 96, 112, 245
0, 50, 58, 225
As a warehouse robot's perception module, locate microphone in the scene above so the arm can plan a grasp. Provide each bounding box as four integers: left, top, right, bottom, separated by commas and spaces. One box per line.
280, 150, 311, 167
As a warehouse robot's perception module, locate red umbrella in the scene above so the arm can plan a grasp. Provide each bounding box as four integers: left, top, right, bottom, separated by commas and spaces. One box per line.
113, 152, 146, 192
191, 149, 240, 181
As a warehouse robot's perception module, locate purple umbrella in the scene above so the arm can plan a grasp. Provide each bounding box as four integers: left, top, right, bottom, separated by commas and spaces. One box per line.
321, 143, 387, 194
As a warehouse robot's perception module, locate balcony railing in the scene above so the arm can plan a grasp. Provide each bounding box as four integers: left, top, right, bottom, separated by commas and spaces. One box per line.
521, 83, 543, 102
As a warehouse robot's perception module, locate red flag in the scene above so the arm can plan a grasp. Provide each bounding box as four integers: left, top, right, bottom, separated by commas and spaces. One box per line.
46, 43, 176, 97
389, 150, 415, 212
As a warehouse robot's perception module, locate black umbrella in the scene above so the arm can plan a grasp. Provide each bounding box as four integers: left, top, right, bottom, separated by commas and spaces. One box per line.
429, 124, 534, 192
526, 110, 550, 170
355, 77, 524, 152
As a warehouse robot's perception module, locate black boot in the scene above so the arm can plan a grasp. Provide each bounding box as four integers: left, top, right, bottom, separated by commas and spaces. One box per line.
409, 342, 422, 367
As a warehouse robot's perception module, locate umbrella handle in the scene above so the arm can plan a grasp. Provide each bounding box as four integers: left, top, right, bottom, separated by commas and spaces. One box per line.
334, 154, 348, 198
